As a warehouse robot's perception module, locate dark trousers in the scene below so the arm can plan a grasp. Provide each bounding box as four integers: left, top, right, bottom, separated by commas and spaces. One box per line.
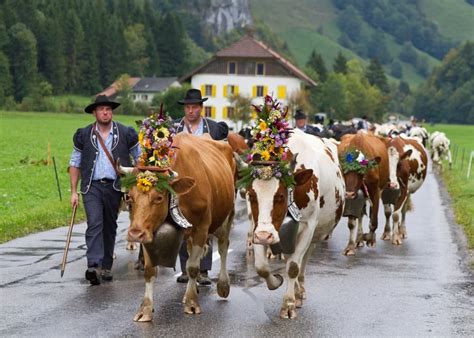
82, 181, 122, 270
179, 238, 213, 273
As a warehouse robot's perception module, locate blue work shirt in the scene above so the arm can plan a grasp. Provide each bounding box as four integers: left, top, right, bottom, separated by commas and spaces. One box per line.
69, 124, 141, 179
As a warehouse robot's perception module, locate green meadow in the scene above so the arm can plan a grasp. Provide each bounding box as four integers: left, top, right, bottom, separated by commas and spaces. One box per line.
426, 124, 474, 249
0, 111, 140, 243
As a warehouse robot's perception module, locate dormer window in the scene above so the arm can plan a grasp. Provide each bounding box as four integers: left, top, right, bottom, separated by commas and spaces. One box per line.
228, 61, 237, 74
256, 62, 265, 75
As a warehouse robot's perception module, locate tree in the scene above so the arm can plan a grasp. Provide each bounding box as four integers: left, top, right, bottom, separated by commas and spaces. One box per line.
333, 51, 348, 74
336, 5, 363, 42
390, 61, 403, 78
366, 58, 389, 94
367, 30, 391, 64
228, 93, 253, 131
319, 73, 347, 119
63, 11, 85, 93
0, 52, 13, 105
399, 42, 418, 65
287, 90, 311, 118
157, 13, 187, 76
7, 23, 38, 101
114, 74, 134, 115
41, 18, 66, 94
124, 24, 149, 76
306, 49, 327, 82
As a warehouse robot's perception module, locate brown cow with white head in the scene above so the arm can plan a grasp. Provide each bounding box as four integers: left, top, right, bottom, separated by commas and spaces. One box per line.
381, 136, 427, 244
338, 131, 389, 254
121, 133, 235, 321
238, 129, 345, 319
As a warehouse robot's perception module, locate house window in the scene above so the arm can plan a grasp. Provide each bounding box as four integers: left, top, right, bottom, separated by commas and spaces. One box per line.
227, 107, 235, 119
142, 94, 148, 101
132, 95, 136, 100
205, 85, 213, 96
256, 85, 264, 97
228, 85, 236, 97
204, 106, 212, 118
256, 62, 265, 75
228, 62, 237, 74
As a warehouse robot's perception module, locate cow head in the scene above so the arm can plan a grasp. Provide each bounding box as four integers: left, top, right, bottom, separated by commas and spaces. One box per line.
387, 144, 412, 190
239, 157, 313, 246
119, 165, 195, 244
340, 150, 380, 199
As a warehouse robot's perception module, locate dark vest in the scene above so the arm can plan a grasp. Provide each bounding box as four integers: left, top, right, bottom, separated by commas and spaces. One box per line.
73, 121, 139, 194
174, 117, 229, 140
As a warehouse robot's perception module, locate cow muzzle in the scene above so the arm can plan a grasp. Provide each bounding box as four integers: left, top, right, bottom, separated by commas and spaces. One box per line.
345, 191, 357, 200
254, 231, 278, 245
128, 227, 152, 244
387, 181, 399, 190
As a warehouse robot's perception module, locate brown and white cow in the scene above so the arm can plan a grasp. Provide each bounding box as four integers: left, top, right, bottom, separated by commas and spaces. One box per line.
121, 133, 235, 321
338, 132, 389, 254
382, 136, 427, 244
239, 129, 345, 319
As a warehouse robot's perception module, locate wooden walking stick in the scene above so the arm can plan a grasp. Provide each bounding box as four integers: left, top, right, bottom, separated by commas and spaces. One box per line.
60, 204, 78, 277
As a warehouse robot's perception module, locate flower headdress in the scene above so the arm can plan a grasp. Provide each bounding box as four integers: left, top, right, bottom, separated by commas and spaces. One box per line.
237, 95, 294, 189
340, 149, 378, 175
121, 104, 176, 193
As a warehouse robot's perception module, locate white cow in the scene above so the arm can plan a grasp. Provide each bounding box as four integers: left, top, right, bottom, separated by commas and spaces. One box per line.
429, 131, 452, 170
240, 129, 345, 319
408, 126, 429, 146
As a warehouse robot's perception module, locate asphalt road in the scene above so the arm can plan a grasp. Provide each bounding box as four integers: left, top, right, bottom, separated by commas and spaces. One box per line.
1, 172, 473, 337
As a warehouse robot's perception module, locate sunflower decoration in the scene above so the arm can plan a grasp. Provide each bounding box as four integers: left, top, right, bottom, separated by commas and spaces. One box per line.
340, 149, 378, 175
137, 104, 176, 168
121, 104, 176, 194
238, 95, 294, 189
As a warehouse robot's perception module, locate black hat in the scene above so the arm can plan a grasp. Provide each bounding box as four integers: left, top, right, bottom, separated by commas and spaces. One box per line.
294, 109, 307, 120
177, 89, 208, 105
85, 95, 120, 114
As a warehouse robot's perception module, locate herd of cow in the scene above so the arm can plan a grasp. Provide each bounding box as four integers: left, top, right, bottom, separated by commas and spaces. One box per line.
118, 122, 453, 322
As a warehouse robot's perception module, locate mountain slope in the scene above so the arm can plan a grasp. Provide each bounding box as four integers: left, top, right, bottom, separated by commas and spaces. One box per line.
249, 0, 472, 87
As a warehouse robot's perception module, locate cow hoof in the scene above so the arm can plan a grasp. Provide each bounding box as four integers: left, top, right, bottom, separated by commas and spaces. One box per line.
295, 298, 303, 308
184, 302, 201, 315
126, 242, 137, 250
381, 233, 391, 241
356, 240, 365, 248
392, 237, 402, 245
217, 279, 230, 298
402, 233, 408, 239
280, 304, 297, 319
133, 306, 153, 322
268, 274, 284, 290
343, 247, 356, 256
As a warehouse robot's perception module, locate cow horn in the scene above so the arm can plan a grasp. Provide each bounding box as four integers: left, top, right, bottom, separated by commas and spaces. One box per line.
117, 162, 135, 175
289, 153, 299, 172
233, 152, 248, 169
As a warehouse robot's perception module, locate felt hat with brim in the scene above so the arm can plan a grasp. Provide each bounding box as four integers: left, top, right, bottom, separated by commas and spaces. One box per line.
85, 95, 120, 114
294, 109, 307, 120
177, 89, 208, 105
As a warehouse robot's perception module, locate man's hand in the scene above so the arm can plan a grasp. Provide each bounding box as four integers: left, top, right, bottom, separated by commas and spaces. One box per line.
71, 192, 80, 209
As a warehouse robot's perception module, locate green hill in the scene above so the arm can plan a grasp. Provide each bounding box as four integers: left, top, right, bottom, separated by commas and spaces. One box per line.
249, 0, 473, 88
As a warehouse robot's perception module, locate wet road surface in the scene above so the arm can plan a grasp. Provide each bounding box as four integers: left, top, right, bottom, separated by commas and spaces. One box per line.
1, 172, 473, 337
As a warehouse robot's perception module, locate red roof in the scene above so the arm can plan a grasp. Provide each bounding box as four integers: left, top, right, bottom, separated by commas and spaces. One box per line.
96, 77, 141, 97
180, 36, 316, 86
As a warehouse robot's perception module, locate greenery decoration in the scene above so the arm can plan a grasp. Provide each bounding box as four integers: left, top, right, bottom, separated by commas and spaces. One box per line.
340, 149, 378, 175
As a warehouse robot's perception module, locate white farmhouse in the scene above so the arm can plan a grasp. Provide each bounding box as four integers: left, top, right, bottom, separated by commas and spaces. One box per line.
179, 35, 316, 124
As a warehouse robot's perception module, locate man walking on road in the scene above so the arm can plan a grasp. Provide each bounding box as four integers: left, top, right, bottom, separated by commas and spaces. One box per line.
69, 95, 140, 285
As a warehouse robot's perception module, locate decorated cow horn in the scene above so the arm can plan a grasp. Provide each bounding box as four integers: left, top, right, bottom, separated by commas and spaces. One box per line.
233, 152, 248, 169
118, 163, 136, 175
289, 153, 299, 172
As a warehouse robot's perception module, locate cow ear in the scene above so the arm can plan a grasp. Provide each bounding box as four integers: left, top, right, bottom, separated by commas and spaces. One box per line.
170, 177, 195, 195
371, 156, 382, 164
401, 149, 413, 160
294, 169, 313, 186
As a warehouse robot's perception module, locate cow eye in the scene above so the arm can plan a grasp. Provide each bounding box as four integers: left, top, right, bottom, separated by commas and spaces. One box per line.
153, 196, 164, 204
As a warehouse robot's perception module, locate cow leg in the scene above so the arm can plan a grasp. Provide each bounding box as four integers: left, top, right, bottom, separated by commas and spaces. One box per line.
356, 217, 365, 247
133, 248, 156, 322
183, 238, 206, 314
253, 244, 283, 290
126, 241, 137, 250
213, 212, 234, 298
343, 216, 357, 256
381, 203, 392, 240
392, 191, 408, 245
400, 195, 409, 239
296, 242, 314, 305
280, 221, 313, 319
364, 188, 380, 247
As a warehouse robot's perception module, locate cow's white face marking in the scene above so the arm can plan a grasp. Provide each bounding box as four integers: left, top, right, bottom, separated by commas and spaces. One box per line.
387, 146, 400, 189
252, 177, 281, 244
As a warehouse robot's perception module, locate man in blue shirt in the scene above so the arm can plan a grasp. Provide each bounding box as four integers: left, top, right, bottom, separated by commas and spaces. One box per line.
69, 95, 140, 285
